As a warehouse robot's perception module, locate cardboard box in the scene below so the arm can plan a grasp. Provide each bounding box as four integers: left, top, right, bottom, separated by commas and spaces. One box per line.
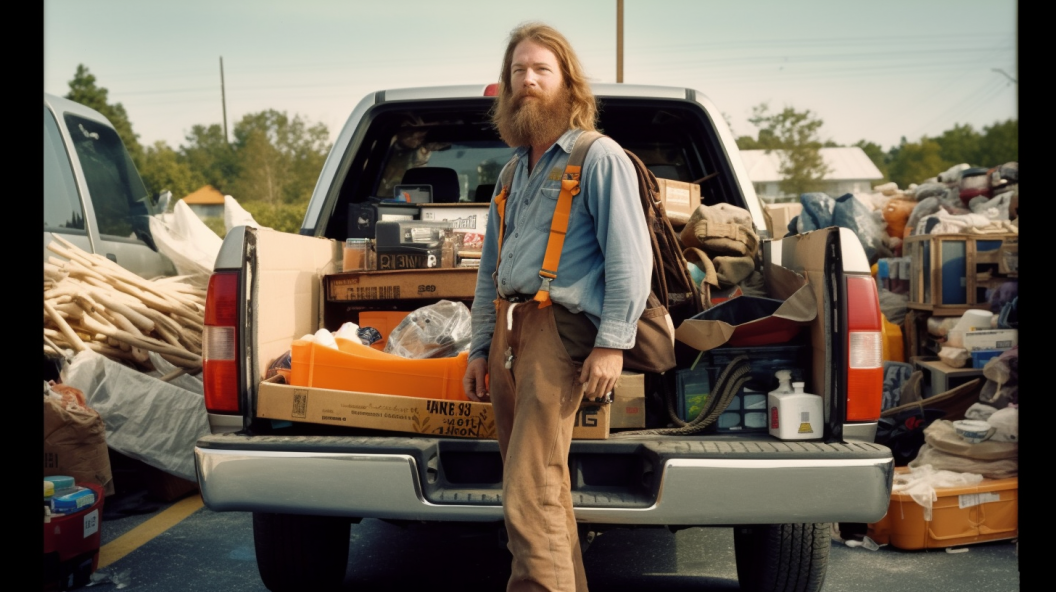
961, 329, 1017, 352
610, 372, 646, 429
418, 203, 489, 255
764, 202, 802, 238
656, 179, 701, 219
418, 203, 489, 234
868, 468, 1018, 550
326, 268, 478, 302
257, 380, 609, 439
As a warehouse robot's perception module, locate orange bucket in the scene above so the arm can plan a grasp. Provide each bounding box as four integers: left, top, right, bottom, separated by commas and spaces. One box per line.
289, 338, 469, 401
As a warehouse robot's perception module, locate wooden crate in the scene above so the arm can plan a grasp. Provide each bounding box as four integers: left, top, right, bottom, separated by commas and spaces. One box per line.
905, 233, 1017, 316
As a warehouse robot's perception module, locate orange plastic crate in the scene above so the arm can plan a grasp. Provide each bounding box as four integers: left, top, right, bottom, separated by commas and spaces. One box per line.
357, 310, 411, 351
868, 470, 1018, 550
289, 338, 469, 401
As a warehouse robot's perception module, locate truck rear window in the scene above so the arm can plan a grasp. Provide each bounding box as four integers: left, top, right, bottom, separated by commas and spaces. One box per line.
62, 113, 151, 241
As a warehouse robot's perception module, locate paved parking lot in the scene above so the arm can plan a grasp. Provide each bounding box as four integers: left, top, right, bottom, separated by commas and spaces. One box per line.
83, 468, 1021, 592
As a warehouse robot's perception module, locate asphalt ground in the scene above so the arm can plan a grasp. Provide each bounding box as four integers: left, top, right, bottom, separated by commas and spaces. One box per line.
80, 457, 1022, 592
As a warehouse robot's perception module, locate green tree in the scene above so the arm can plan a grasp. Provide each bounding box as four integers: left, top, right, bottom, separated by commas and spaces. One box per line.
229, 110, 331, 206
977, 119, 1018, 167
886, 137, 951, 188
181, 124, 239, 194
230, 129, 286, 206
933, 123, 982, 167
854, 140, 890, 183
138, 141, 202, 206
747, 103, 830, 197
65, 65, 143, 163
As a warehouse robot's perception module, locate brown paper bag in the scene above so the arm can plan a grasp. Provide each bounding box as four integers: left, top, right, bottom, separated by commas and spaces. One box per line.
44, 385, 115, 496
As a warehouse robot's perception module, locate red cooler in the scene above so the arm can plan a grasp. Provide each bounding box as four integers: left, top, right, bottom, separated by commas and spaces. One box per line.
44, 482, 104, 591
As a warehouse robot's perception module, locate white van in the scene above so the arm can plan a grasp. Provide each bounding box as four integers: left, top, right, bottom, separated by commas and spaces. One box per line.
44, 93, 176, 279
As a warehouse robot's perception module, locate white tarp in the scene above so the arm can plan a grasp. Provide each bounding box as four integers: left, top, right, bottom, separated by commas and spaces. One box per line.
148, 199, 222, 287
62, 350, 209, 481
148, 195, 265, 288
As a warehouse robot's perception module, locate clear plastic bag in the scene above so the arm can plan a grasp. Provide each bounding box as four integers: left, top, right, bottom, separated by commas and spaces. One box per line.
383, 300, 472, 359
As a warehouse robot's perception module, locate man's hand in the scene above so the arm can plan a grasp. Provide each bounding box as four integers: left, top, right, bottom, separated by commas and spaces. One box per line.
579, 347, 623, 402
463, 357, 489, 402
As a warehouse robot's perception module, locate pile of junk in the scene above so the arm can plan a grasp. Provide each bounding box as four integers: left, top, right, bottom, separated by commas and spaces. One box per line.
769, 161, 1020, 551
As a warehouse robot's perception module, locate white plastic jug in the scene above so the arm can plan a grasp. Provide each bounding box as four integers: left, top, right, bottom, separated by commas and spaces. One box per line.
768, 380, 823, 440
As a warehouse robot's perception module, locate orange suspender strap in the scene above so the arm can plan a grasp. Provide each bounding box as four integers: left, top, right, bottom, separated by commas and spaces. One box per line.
533, 131, 604, 307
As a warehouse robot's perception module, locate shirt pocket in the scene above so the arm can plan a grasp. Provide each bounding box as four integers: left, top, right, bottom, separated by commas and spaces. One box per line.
535, 180, 564, 231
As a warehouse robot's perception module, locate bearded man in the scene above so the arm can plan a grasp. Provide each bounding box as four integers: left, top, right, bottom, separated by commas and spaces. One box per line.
463, 22, 652, 592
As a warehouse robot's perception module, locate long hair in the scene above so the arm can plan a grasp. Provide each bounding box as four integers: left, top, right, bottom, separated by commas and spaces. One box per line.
491, 22, 597, 133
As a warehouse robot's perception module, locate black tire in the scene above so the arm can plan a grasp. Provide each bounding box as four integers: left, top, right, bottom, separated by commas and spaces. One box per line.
253, 512, 352, 592
733, 523, 830, 592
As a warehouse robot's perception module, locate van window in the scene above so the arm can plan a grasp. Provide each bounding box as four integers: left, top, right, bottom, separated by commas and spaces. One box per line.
44, 106, 86, 233
62, 113, 152, 242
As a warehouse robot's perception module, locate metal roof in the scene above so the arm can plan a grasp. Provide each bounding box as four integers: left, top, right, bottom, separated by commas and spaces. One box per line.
181, 185, 225, 205
739, 147, 883, 183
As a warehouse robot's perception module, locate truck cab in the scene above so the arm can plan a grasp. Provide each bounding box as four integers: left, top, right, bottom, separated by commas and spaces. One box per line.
44, 93, 176, 280
194, 83, 894, 592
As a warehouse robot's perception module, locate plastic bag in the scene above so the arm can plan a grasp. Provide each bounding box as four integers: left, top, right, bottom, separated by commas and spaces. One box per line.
832, 193, 885, 263
384, 300, 472, 359
796, 192, 835, 233
147, 199, 222, 288
891, 464, 984, 521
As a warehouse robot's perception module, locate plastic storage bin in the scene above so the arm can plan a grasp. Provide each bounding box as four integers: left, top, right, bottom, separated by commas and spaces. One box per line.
357, 310, 411, 351
44, 482, 104, 591
689, 342, 810, 433
715, 387, 769, 433
703, 342, 809, 392
867, 471, 1018, 550
289, 338, 469, 400
971, 349, 1003, 369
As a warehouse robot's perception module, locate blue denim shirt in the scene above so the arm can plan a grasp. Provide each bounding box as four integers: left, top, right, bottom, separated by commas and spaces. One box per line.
469, 129, 652, 362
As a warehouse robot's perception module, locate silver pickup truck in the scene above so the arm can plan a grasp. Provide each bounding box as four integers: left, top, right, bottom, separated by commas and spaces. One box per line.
194, 83, 895, 592
44, 93, 175, 280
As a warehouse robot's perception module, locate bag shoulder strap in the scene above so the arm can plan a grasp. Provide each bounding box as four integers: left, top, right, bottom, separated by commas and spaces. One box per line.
492, 156, 519, 265
533, 131, 604, 307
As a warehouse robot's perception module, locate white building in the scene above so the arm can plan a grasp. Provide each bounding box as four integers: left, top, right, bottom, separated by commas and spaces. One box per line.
739, 147, 884, 202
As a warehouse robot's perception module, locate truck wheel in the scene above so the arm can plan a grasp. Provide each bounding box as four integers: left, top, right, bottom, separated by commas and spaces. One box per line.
253, 512, 351, 592
733, 523, 829, 592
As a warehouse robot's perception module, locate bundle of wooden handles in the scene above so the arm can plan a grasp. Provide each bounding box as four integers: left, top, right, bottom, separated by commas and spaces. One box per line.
43, 236, 205, 380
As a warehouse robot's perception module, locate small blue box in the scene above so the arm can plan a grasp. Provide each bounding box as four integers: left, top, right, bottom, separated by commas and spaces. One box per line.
50, 486, 97, 513
971, 349, 1003, 369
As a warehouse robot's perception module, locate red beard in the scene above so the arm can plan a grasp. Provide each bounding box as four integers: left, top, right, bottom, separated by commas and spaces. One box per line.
494, 86, 572, 148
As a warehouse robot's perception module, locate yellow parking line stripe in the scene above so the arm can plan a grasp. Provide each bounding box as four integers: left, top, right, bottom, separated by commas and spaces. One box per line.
98, 494, 205, 568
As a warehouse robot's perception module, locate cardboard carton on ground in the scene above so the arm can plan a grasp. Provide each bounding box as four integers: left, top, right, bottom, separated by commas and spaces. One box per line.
257, 380, 610, 439
656, 179, 702, 219
611, 372, 646, 429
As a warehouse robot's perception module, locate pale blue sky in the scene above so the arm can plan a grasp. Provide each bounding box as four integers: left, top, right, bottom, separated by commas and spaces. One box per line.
44, 0, 1017, 152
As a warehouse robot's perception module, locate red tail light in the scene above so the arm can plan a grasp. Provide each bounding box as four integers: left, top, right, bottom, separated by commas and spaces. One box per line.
845, 276, 883, 422
483, 83, 498, 96
203, 271, 240, 414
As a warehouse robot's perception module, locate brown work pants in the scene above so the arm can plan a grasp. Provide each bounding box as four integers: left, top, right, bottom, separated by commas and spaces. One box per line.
488, 298, 590, 592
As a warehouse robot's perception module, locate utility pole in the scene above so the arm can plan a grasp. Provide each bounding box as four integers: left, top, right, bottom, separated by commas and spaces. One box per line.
220, 56, 229, 145
616, 0, 624, 83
